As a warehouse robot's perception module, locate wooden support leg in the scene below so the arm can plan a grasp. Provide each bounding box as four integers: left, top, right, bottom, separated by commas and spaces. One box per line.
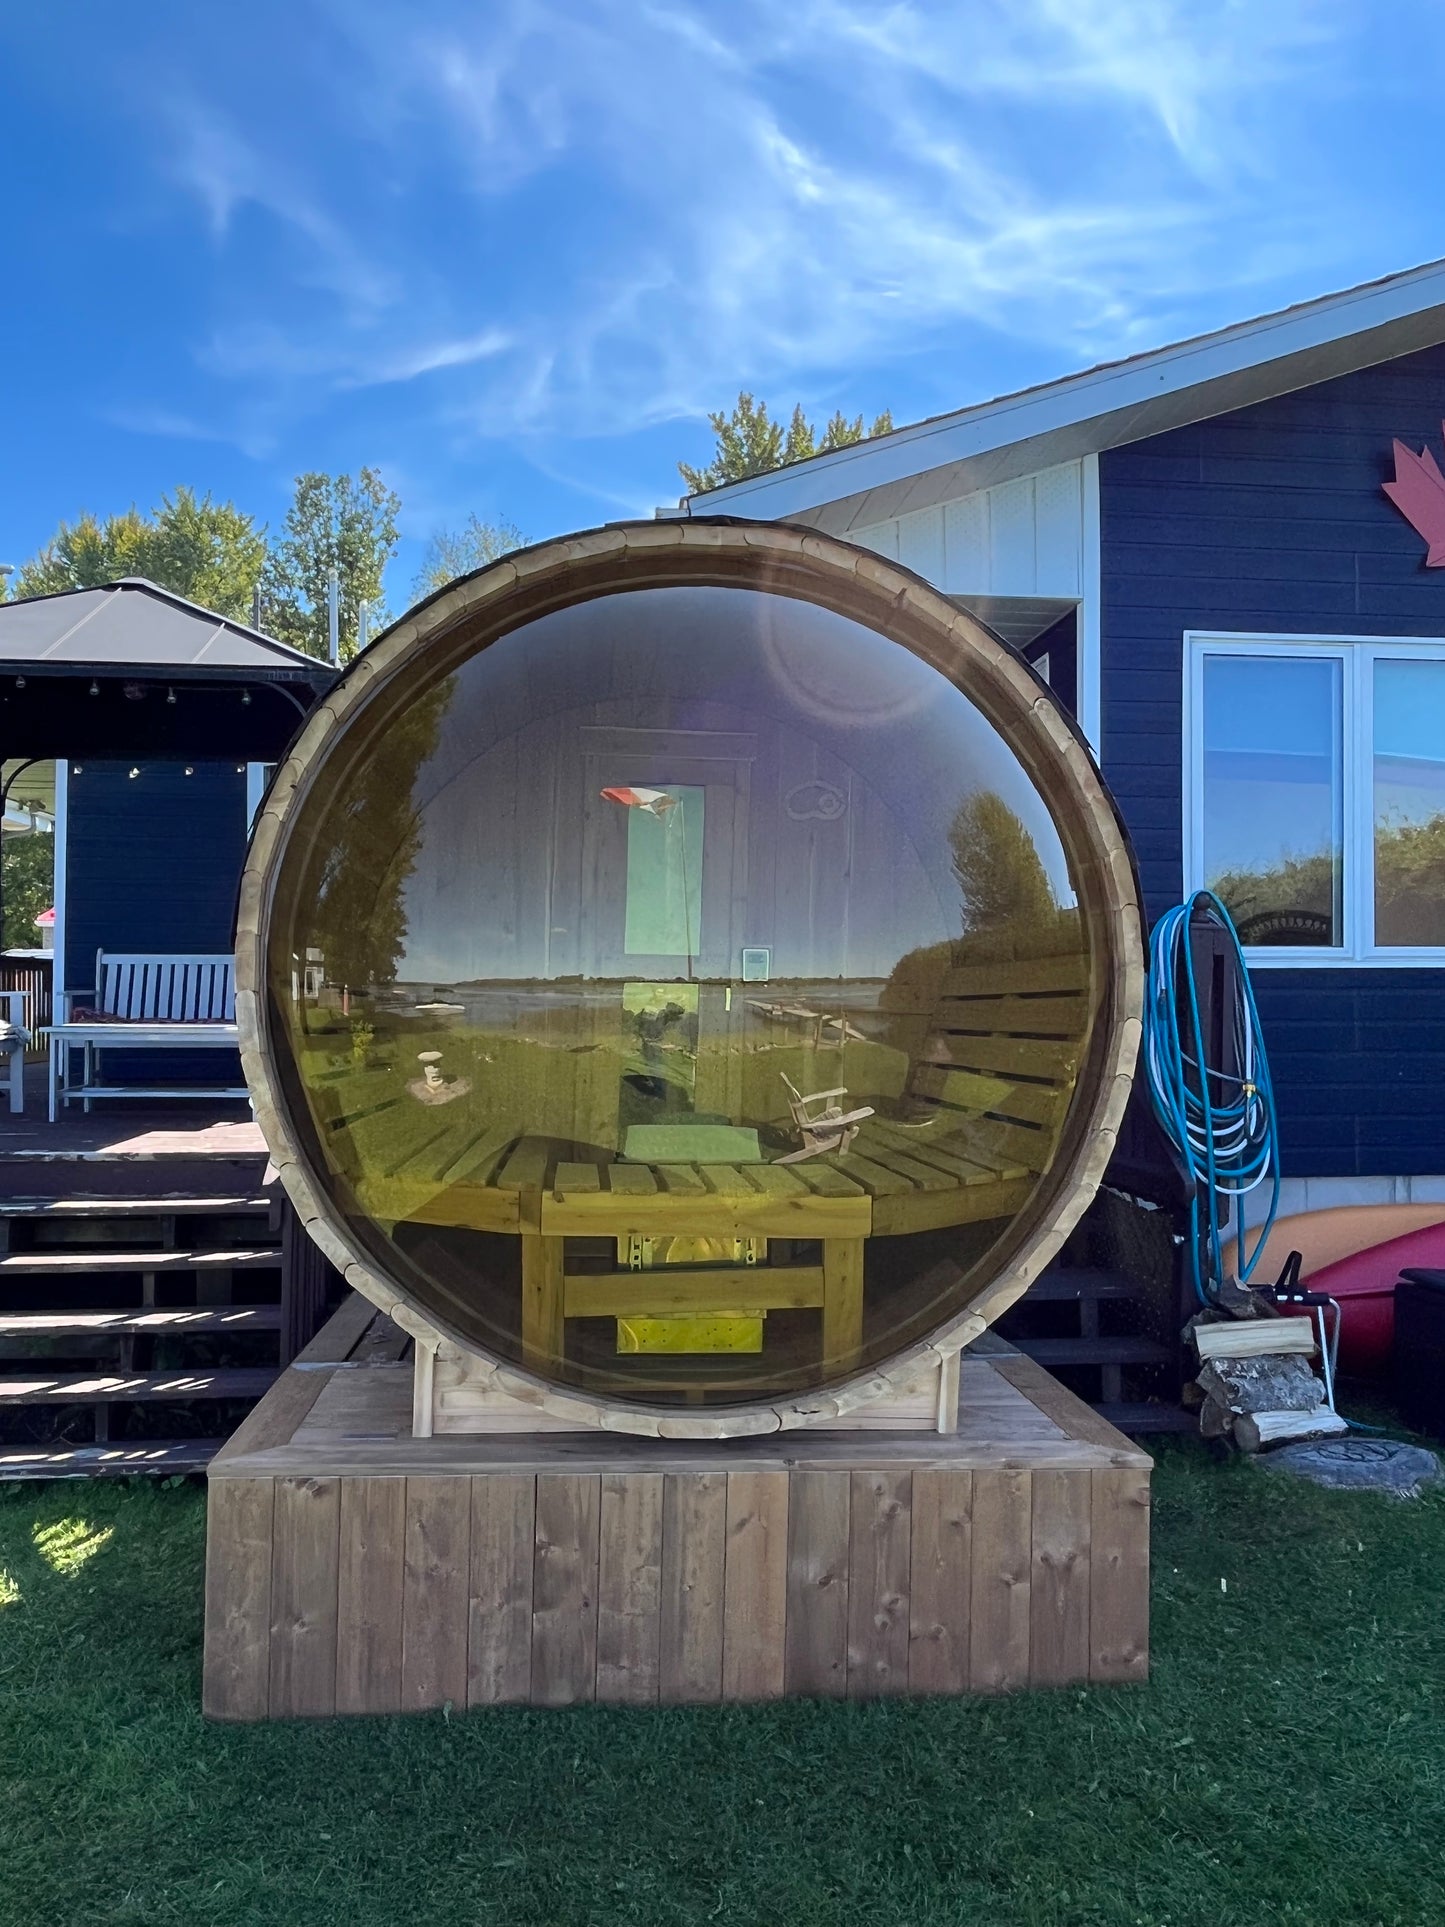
821, 1238, 865, 1374
521, 1235, 565, 1371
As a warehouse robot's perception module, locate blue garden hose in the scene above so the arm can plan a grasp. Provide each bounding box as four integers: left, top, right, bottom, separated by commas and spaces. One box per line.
1142, 892, 1281, 1306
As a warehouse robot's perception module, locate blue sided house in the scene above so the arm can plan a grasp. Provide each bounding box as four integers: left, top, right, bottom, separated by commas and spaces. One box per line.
679, 258, 1445, 1218
0, 578, 334, 1084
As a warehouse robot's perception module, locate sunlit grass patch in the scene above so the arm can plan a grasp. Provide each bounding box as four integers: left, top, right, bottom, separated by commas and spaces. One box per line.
0, 1565, 18, 1607
32, 1517, 114, 1577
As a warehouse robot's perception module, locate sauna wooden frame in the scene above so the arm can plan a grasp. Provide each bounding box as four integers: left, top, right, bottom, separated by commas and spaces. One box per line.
236, 518, 1144, 1440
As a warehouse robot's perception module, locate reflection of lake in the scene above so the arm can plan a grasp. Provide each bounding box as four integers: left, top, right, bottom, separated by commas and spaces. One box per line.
377, 980, 895, 1029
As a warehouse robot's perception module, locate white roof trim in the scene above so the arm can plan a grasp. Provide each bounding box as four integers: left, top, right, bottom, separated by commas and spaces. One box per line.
683, 257, 1445, 534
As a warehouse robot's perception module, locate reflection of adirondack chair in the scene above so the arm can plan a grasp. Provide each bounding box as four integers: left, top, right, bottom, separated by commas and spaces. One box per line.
776, 1073, 875, 1163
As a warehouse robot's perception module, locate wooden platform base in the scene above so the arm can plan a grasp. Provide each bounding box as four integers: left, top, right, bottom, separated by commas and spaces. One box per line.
204, 1297, 1151, 1718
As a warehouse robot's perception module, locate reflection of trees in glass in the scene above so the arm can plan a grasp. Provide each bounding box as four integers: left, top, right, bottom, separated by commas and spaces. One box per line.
950, 791, 1058, 939
1209, 845, 1335, 945
1376, 814, 1445, 944
303, 679, 454, 992
879, 792, 1078, 1052
1215, 814, 1445, 945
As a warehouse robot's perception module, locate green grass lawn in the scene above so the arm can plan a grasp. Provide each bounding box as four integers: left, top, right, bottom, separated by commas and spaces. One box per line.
2, 1444, 1443, 1927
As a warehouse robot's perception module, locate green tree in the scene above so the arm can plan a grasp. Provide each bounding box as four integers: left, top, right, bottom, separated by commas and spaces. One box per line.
13, 490, 265, 619
261, 468, 401, 662
1, 833, 52, 951
949, 791, 1059, 938
678, 393, 894, 493
412, 515, 527, 602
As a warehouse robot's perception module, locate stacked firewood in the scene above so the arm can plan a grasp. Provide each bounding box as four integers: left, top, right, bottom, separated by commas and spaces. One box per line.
1189, 1317, 1347, 1453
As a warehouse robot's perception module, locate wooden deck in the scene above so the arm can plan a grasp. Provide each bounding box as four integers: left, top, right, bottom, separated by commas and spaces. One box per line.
204, 1296, 1151, 1717
0, 1063, 265, 1161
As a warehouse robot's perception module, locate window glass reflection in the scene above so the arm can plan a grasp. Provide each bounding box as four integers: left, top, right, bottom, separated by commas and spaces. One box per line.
1374, 659, 1445, 946
267, 584, 1099, 1405
1202, 655, 1343, 947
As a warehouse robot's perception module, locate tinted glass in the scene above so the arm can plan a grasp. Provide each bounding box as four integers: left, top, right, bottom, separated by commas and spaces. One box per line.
266, 584, 1100, 1405
1374, 658, 1445, 946
1202, 654, 1343, 947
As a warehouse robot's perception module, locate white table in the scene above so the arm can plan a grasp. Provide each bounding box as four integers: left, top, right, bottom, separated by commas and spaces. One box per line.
47, 1021, 245, 1122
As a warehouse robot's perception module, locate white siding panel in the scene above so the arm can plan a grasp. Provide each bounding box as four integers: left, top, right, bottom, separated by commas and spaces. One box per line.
1032, 463, 1083, 596
895, 505, 946, 584
847, 520, 899, 560
843, 461, 1083, 600
988, 478, 1036, 593
942, 494, 990, 593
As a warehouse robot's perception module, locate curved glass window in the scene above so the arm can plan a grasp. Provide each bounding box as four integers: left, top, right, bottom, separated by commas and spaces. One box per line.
265, 580, 1101, 1405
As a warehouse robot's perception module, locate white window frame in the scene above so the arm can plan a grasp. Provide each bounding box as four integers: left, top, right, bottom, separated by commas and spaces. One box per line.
1184, 631, 1445, 968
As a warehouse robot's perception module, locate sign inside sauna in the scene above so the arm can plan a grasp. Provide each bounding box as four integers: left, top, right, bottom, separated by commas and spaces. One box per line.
240, 520, 1140, 1429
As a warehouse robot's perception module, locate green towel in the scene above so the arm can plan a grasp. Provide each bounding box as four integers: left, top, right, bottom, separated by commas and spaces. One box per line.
621, 1124, 763, 1164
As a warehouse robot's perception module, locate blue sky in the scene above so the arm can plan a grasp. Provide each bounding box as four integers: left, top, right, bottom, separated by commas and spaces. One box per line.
4, 0, 1445, 615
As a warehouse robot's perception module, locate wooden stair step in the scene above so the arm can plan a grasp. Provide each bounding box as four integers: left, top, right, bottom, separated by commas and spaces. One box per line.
0, 1306, 282, 1338
1095, 1401, 1196, 1435
0, 1195, 273, 1218
1010, 1335, 1175, 1367
1025, 1269, 1137, 1302
0, 1438, 222, 1480
0, 1247, 281, 1275
0, 1367, 279, 1403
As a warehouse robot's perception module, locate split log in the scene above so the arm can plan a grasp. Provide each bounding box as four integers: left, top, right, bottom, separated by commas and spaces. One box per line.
1193, 1317, 1316, 1362
1197, 1354, 1322, 1416
1233, 1406, 1348, 1454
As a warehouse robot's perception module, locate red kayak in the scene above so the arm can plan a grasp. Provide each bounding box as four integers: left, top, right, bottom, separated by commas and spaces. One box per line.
1306, 1220, 1445, 1374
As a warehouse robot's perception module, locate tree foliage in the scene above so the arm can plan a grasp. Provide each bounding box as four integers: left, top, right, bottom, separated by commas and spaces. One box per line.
949, 791, 1059, 938
678, 392, 894, 494
1213, 813, 1445, 947
12, 489, 265, 619
1, 833, 53, 951
412, 515, 527, 601
260, 468, 401, 662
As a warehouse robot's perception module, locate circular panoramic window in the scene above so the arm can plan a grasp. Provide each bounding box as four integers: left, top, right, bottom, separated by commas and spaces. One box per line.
241, 521, 1140, 1433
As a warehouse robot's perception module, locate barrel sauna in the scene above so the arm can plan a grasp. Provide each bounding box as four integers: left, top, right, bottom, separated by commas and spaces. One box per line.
209, 521, 1151, 1718
239, 517, 1142, 1437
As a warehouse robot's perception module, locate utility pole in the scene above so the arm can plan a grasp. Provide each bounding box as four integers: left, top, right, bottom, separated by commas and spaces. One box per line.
327, 566, 340, 665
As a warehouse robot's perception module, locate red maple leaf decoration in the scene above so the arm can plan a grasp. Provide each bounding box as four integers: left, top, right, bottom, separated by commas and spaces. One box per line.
1383, 426, 1445, 566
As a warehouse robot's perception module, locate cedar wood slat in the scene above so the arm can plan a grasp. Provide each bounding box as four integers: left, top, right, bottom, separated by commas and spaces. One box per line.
846, 1470, 911, 1697
531, 1474, 601, 1706
1090, 1467, 1150, 1683
721, 1472, 789, 1701
336, 1478, 405, 1715
1029, 1470, 1092, 1686
784, 1471, 850, 1697
203, 1479, 275, 1720
268, 1476, 341, 1718
658, 1472, 727, 1703
908, 1469, 972, 1695
468, 1474, 535, 1706
401, 1477, 472, 1710
969, 1470, 1032, 1693
596, 1472, 663, 1704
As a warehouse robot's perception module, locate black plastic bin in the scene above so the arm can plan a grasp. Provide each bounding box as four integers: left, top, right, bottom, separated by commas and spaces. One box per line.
1394, 1269, 1445, 1439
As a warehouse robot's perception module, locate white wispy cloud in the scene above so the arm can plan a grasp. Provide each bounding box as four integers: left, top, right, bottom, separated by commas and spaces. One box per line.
135, 0, 1368, 446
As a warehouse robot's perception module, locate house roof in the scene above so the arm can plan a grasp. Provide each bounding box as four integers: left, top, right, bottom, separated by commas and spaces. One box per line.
677, 257, 1445, 535
0, 578, 334, 683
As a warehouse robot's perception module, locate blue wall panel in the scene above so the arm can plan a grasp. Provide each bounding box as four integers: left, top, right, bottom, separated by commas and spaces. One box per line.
63, 760, 246, 1086
1099, 341, 1445, 1176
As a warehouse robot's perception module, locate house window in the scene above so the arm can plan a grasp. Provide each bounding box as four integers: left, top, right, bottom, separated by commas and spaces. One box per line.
1187, 636, 1445, 964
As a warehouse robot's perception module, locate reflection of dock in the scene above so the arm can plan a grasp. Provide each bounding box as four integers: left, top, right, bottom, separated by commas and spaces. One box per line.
746, 999, 867, 1046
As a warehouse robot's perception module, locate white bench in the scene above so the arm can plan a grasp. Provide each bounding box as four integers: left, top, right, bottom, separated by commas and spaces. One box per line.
1, 991, 26, 1115
48, 951, 247, 1122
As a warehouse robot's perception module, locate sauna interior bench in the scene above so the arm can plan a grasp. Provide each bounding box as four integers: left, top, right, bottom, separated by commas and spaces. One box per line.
204, 1295, 1152, 1719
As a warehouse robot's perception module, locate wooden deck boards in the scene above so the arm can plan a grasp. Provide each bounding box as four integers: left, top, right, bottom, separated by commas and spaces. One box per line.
204, 1297, 1151, 1717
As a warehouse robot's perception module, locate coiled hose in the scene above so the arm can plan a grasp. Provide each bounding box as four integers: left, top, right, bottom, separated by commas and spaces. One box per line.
1142, 891, 1281, 1306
